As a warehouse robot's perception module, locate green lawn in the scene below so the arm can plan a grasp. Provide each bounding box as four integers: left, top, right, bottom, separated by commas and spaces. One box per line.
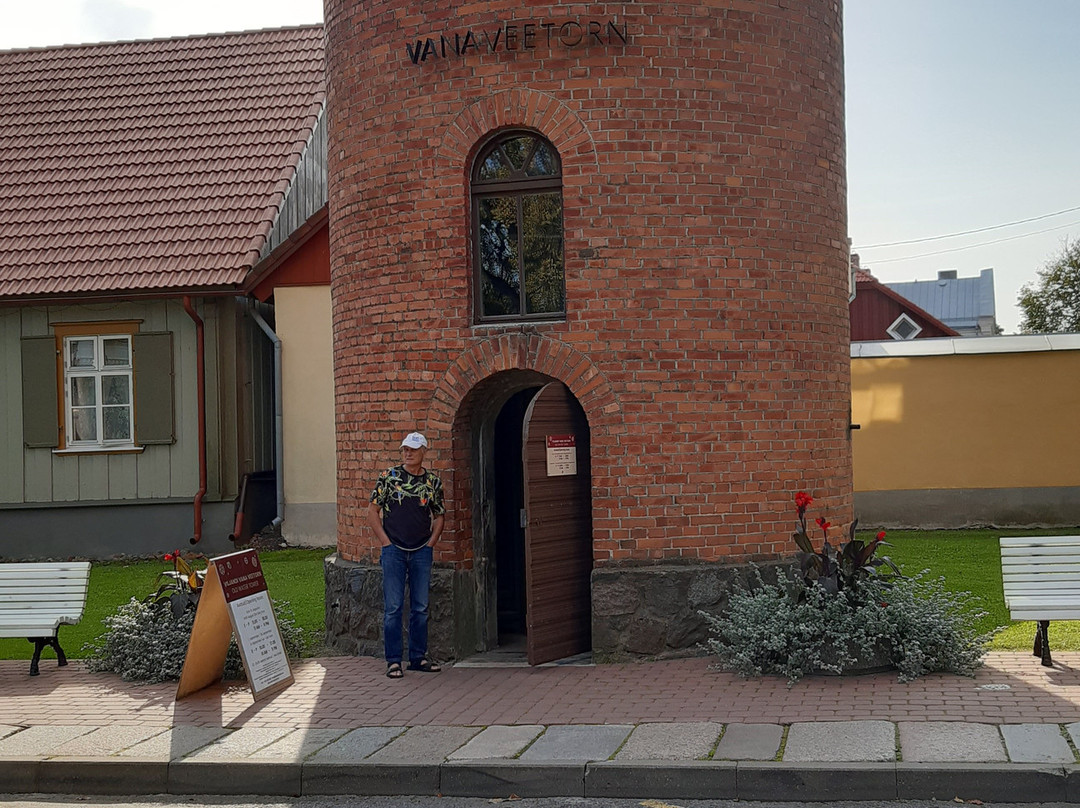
0, 548, 330, 661
7, 530, 1080, 662
877, 528, 1080, 651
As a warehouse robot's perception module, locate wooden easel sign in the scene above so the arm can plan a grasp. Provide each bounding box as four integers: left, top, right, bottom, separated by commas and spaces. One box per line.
176, 549, 294, 701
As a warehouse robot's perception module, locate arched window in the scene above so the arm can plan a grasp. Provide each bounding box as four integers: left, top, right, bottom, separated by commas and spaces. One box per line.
472, 132, 564, 322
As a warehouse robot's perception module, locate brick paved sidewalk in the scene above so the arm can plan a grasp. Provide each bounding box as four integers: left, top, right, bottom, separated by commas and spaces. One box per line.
0, 651, 1074, 730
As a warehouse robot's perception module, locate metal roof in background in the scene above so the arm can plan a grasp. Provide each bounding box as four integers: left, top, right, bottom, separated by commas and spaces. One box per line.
886, 268, 997, 331
0, 26, 325, 299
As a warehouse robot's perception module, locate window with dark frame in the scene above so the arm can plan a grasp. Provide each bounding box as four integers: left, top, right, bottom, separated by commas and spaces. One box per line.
472, 132, 565, 322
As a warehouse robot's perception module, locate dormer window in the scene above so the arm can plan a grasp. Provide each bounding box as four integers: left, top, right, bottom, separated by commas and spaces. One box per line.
887, 313, 922, 341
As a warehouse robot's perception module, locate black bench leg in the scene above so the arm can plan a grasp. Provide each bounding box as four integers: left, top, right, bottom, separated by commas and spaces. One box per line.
26, 637, 66, 676
28, 638, 45, 676
1033, 620, 1053, 667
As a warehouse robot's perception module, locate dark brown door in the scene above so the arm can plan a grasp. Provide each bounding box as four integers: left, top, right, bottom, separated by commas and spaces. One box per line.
522, 382, 592, 665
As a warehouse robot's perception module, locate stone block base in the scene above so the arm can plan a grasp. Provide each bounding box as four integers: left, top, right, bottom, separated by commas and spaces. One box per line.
591, 561, 788, 661
324, 554, 475, 661
325, 554, 786, 662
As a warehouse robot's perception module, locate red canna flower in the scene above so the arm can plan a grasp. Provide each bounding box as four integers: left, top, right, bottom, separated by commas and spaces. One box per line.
164, 553, 174, 561
794, 491, 813, 513
815, 517, 831, 531
876, 530, 887, 541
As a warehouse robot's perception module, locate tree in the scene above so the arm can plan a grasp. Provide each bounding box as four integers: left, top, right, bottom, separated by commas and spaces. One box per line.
1017, 239, 1080, 333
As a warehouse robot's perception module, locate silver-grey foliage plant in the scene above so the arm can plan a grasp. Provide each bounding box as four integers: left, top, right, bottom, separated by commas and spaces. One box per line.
700, 568, 996, 684
84, 597, 307, 683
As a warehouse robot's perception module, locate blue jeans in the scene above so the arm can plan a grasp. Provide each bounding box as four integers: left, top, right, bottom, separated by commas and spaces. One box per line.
380, 543, 433, 666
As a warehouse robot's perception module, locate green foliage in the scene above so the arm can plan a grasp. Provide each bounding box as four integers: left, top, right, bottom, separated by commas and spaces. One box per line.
703, 493, 996, 684
83, 597, 307, 683
1018, 239, 1080, 333
792, 492, 900, 595
145, 550, 207, 617
701, 569, 994, 684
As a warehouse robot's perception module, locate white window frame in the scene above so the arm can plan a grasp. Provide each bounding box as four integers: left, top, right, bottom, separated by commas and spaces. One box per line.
886, 313, 922, 341
62, 334, 136, 449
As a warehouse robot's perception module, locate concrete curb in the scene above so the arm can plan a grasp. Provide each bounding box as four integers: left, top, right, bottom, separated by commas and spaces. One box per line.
2, 758, 1080, 801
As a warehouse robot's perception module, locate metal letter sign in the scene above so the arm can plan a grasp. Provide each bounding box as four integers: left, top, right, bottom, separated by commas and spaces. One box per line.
406, 18, 628, 65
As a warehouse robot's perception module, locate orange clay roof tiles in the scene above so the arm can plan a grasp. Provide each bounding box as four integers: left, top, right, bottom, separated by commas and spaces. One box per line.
0, 26, 325, 299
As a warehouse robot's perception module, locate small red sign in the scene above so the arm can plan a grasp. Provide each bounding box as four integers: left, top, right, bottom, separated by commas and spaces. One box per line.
546, 434, 575, 449
215, 549, 268, 603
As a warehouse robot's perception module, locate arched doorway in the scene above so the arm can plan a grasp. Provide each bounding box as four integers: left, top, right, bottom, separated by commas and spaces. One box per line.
471, 375, 593, 664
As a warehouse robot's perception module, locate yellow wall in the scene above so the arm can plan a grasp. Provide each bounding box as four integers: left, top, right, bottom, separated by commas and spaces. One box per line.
851, 347, 1080, 492
277, 286, 337, 506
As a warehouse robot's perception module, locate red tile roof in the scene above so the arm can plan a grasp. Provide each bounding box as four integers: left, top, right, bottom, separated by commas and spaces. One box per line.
0, 27, 325, 300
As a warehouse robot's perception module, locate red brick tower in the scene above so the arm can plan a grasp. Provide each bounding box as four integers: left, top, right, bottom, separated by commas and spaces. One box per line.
325, 0, 852, 661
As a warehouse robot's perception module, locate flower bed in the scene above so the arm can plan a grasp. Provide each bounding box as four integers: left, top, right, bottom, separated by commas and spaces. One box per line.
700, 493, 996, 683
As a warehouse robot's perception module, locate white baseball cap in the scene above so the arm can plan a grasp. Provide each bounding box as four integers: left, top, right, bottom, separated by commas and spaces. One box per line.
401, 432, 428, 449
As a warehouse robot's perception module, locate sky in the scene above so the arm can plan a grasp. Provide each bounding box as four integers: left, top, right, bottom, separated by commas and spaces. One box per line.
2, 1, 1077, 334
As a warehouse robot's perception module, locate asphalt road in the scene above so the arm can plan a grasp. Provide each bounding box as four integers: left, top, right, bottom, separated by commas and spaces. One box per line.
1, 797, 1074, 808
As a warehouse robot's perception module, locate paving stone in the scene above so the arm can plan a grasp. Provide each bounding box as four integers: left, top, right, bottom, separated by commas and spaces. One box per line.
183, 726, 296, 760
783, 720, 896, 762
615, 722, 721, 760
49, 725, 169, 757
447, 725, 543, 760
307, 727, 405, 762
1001, 723, 1075, 763
367, 725, 479, 762
1066, 723, 1080, 756
520, 725, 632, 762
248, 728, 350, 760
117, 726, 230, 761
0, 726, 93, 756
899, 721, 1006, 762
713, 723, 782, 761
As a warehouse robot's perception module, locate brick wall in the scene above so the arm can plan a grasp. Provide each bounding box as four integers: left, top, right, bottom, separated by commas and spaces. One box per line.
327, 0, 853, 567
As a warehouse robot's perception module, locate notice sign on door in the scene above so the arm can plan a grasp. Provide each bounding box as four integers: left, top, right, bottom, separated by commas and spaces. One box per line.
546, 434, 577, 476
176, 549, 294, 702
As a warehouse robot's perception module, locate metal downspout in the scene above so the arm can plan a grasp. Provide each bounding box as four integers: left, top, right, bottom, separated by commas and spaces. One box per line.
246, 298, 285, 528
182, 296, 207, 545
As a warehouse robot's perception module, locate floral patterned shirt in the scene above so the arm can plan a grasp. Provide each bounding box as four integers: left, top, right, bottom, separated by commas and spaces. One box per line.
370, 465, 445, 551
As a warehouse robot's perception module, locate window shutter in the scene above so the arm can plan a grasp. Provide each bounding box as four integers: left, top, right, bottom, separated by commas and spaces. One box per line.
21, 336, 60, 448
133, 331, 175, 445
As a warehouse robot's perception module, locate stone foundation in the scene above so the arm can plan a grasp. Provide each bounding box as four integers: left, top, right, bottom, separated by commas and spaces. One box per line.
324, 553, 476, 661
327, 553, 790, 663
590, 561, 789, 662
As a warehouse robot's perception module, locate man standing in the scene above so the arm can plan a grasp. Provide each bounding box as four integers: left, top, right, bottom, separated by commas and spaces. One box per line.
368, 432, 445, 679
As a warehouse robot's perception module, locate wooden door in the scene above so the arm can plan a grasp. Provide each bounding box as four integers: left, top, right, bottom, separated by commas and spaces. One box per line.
522, 382, 592, 665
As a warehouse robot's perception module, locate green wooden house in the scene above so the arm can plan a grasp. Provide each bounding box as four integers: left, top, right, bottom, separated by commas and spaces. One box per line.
0, 27, 326, 558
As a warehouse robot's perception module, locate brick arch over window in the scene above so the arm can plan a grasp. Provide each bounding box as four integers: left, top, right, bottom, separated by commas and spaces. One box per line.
426, 333, 620, 438
435, 88, 597, 178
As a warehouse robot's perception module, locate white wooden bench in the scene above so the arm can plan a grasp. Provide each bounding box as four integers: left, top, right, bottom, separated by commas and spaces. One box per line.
0, 562, 91, 675
1000, 536, 1080, 667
